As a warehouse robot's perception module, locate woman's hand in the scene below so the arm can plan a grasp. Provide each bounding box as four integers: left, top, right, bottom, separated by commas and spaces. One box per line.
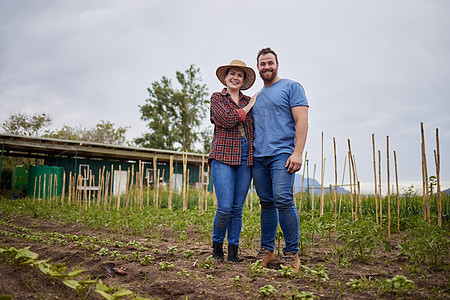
243, 92, 258, 114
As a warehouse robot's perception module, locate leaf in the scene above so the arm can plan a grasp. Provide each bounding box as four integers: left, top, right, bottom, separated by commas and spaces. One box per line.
112, 288, 134, 298
15, 247, 38, 261
63, 280, 81, 290
95, 290, 114, 300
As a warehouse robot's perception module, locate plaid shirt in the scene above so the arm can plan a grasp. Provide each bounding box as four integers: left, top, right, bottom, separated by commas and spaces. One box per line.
208, 88, 253, 166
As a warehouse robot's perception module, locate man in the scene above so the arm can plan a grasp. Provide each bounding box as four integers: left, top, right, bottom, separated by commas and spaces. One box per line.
252, 47, 309, 271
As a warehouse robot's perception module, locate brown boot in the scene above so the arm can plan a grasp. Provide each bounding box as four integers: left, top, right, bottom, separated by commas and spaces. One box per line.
257, 248, 275, 268
283, 251, 300, 271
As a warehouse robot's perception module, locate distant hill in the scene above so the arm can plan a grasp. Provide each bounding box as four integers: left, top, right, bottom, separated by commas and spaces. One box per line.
442, 188, 450, 195
294, 174, 349, 194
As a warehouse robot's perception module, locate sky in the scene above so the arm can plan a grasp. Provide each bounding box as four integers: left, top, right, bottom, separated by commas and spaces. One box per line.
1, 0, 449, 194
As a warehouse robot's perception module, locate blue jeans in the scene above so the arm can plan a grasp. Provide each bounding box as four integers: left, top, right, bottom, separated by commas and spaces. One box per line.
252, 153, 299, 253
211, 138, 251, 246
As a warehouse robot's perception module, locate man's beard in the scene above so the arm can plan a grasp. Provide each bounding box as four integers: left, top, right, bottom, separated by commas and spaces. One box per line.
259, 68, 278, 83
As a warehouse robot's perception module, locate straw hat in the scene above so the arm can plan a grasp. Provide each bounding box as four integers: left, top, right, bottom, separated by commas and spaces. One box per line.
216, 60, 256, 90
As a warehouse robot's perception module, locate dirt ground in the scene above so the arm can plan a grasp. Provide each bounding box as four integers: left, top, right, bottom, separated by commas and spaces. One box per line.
0, 212, 448, 300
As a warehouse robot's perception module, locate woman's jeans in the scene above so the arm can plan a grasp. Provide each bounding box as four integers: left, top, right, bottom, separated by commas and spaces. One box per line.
252, 153, 299, 253
211, 138, 251, 246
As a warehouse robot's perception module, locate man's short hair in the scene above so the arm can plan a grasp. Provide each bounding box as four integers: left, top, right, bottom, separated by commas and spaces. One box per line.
257, 47, 278, 64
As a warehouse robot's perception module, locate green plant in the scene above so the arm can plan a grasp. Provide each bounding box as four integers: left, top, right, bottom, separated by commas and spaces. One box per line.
183, 249, 194, 259
279, 264, 299, 279
247, 260, 266, 277
291, 291, 318, 300
140, 254, 155, 265
259, 284, 278, 298
177, 268, 190, 277
158, 261, 174, 271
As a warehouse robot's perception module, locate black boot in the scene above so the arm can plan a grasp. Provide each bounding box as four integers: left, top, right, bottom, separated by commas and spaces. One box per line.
228, 244, 241, 262
212, 242, 224, 260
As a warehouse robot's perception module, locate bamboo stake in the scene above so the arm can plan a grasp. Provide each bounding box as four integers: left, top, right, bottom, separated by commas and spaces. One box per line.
435, 128, 441, 227
146, 167, 150, 208
311, 163, 316, 219
104, 171, 109, 211
49, 174, 53, 205
97, 169, 102, 208
372, 134, 379, 224
299, 151, 307, 218
140, 161, 144, 211
353, 156, 362, 219
68, 172, 72, 206
88, 170, 92, 205
109, 165, 114, 211
156, 169, 160, 209
378, 150, 382, 228
61, 172, 66, 207
204, 164, 209, 212
38, 175, 42, 203
250, 179, 254, 211
183, 153, 188, 211
338, 155, 347, 218
33, 176, 37, 202
387, 136, 391, 239
320, 158, 326, 217
54, 174, 58, 205
333, 138, 338, 220
168, 156, 174, 211
394, 151, 400, 232
126, 166, 132, 210
117, 165, 122, 211
348, 152, 354, 221
83, 169, 88, 209
43, 174, 47, 204
153, 156, 158, 209
420, 122, 430, 222
199, 156, 205, 212
320, 131, 324, 217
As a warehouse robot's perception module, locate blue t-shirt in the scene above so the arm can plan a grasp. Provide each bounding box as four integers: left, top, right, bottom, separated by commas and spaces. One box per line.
252, 79, 309, 157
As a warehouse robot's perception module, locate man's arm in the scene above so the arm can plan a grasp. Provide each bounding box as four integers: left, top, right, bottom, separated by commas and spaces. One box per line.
285, 106, 308, 173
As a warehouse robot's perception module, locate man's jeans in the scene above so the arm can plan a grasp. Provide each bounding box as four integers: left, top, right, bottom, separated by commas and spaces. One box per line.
252, 153, 299, 253
211, 138, 251, 246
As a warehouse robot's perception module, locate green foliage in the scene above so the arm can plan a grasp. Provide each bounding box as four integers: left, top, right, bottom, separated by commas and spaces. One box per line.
137, 65, 210, 152
44, 120, 129, 145
247, 260, 266, 277
259, 284, 278, 298
1, 112, 52, 136
336, 218, 390, 262
158, 261, 174, 271
398, 220, 450, 268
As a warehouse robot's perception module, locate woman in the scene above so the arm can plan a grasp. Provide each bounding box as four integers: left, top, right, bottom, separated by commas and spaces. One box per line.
209, 60, 257, 262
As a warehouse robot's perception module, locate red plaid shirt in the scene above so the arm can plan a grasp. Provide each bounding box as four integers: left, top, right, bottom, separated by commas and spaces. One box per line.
208, 88, 254, 166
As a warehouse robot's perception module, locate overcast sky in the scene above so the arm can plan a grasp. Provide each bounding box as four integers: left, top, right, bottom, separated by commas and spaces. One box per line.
1, 0, 449, 193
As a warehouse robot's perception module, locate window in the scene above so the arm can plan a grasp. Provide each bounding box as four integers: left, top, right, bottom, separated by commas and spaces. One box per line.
79, 164, 90, 181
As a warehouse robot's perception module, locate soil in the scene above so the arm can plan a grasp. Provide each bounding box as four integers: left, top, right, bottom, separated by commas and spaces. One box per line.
0, 212, 448, 300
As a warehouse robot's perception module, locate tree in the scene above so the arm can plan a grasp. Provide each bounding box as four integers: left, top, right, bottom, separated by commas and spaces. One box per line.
44, 120, 129, 145
136, 65, 209, 152
1, 112, 52, 136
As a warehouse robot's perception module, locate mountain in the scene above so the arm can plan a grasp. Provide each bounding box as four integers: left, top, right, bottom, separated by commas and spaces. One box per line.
294, 174, 349, 194
442, 188, 450, 195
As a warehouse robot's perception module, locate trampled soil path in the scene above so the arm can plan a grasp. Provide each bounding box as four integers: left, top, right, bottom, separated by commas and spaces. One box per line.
0, 212, 448, 299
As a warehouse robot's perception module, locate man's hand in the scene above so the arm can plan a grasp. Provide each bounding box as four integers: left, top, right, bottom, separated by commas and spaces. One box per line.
285, 153, 303, 174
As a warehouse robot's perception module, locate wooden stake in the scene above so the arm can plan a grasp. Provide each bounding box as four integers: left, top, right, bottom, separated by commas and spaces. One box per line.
38, 175, 42, 203
117, 165, 122, 211
372, 134, 379, 224
183, 153, 188, 211
204, 164, 209, 212
394, 151, 400, 232
68, 172, 72, 206
33, 176, 37, 202
420, 122, 430, 222
348, 152, 354, 221
333, 138, 338, 220
299, 151, 307, 218
320, 131, 324, 217
338, 155, 347, 218
378, 150, 382, 228
311, 163, 316, 219
435, 128, 441, 227
386, 136, 391, 239
61, 171, 66, 207
168, 155, 174, 211
153, 156, 158, 209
